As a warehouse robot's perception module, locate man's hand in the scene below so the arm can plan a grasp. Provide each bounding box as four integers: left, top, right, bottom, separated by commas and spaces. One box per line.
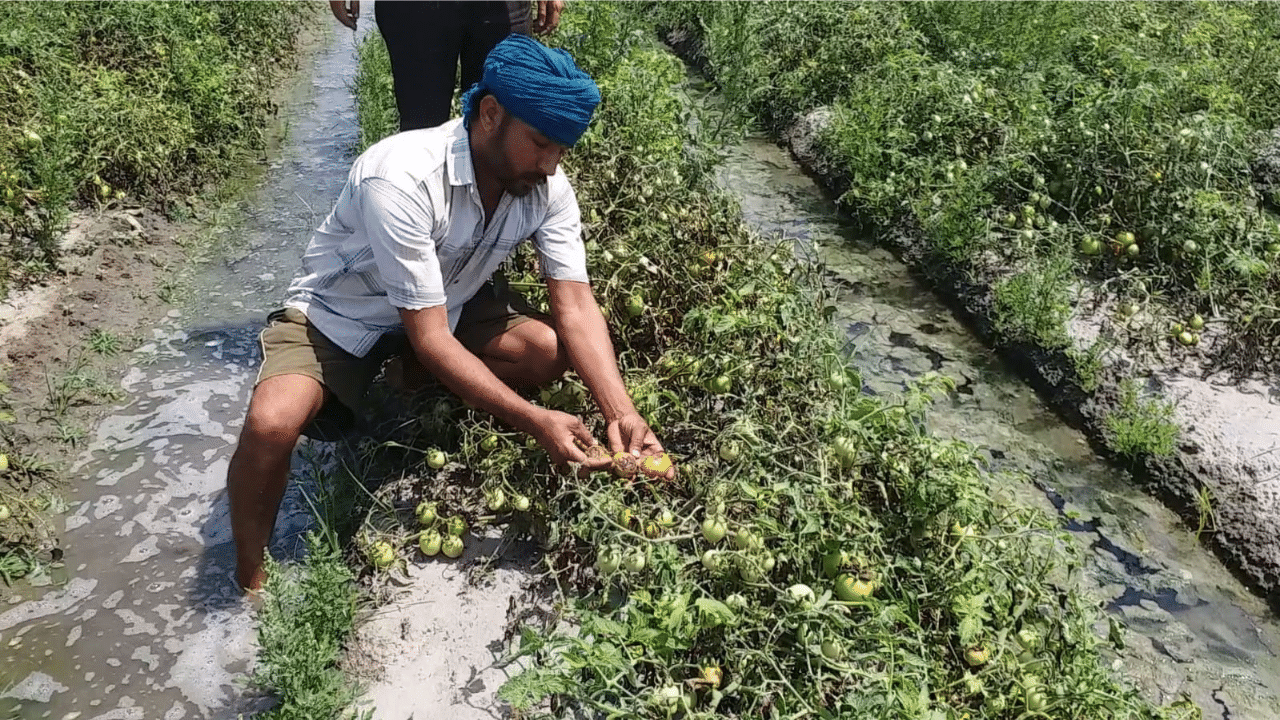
533, 0, 564, 35
607, 412, 676, 481
329, 0, 359, 31
533, 408, 613, 472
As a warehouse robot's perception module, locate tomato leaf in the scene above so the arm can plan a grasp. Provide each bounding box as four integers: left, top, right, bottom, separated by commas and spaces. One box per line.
694, 597, 738, 628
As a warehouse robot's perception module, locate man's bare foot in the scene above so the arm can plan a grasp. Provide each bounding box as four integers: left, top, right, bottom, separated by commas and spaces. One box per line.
237, 563, 267, 595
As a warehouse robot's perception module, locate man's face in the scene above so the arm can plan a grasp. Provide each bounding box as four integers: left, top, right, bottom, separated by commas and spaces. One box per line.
488, 114, 567, 197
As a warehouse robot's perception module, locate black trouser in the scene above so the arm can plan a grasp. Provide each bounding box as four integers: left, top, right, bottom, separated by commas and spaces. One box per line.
374, 1, 531, 132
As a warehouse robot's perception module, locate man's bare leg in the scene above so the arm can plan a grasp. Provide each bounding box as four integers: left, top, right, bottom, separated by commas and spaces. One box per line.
227, 373, 327, 592
477, 318, 568, 387
396, 318, 568, 391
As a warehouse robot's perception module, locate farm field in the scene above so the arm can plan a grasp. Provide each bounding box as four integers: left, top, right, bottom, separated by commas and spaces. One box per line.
2, 3, 1278, 720
251, 4, 1280, 720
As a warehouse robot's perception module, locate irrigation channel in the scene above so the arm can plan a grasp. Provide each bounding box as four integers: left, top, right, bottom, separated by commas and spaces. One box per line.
2, 23, 1280, 720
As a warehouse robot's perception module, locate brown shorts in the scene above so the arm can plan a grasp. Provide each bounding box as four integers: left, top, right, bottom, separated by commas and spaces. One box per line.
256, 281, 544, 440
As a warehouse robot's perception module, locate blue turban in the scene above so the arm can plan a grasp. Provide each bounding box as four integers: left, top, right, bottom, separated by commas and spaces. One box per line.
461, 34, 601, 147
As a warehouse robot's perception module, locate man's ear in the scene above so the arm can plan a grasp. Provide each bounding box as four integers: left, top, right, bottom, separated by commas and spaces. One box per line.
477, 95, 505, 133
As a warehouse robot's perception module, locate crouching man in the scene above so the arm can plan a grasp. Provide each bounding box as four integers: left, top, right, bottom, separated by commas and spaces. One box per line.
226, 34, 670, 592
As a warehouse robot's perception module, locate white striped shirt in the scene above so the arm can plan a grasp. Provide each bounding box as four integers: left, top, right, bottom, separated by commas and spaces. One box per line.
284, 119, 588, 357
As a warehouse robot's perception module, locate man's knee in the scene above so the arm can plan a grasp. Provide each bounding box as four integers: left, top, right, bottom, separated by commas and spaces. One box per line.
239, 376, 324, 451
524, 322, 569, 382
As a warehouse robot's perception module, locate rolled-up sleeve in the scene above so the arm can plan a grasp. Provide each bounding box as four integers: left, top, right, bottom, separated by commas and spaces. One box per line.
358, 177, 447, 310
534, 176, 589, 283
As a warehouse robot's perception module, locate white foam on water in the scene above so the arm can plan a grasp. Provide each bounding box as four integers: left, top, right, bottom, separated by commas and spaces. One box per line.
120, 535, 160, 564
1, 671, 69, 702
163, 606, 257, 712
0, 579, 96, 632
92, 496, 122, 520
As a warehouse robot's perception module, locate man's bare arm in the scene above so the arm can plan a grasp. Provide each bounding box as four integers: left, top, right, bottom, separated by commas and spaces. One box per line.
398, 305, 603, 467
547, 278, 667, 468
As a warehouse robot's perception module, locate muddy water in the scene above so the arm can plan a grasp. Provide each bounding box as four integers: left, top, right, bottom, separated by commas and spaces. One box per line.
0, 26, 360, 720
714, 133, 1280, 718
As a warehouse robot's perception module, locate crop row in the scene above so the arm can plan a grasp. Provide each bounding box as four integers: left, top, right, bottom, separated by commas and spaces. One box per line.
0, 1, 310, 296
650, 1, 1280, 377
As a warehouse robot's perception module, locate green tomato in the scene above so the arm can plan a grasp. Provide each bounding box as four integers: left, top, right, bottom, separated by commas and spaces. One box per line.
657, 509, 677, 528
718, 441, 741, 462
820, 639, 845, 661
418, 530, 442, 556
485, 487, 507, 512
1016, 628, 1040, 652
512, 494, 531, 512
1189, 313, 1205, 331
1115, 231, 1136, 246
441, 535, 465, 559
1125, 242, 1141, 258
707, 374, 732, 394
625, 294, 645, 317
0, 504, 11, 521
733, 529, 757, 551
832, 436, 859, 467
787, 583, 815, 607
480, 434, 500, 452
370, 541, 395, 569
701, 549, 724, 572
1025, 688, 1049, 713
964, 645, 990, 667
701, 517, 727, 543
446, 515, 468, 538
426, 449, 447, 469
415, 500, 438, 527
595, 547, 621, 574
623, 548, 647, 572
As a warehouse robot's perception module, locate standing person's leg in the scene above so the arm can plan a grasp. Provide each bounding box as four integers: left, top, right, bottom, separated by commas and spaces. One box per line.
374, 1, 465, 131
459, 1, 532, 93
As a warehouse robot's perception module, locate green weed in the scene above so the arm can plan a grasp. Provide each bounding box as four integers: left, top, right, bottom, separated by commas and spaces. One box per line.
87, 328, 122, 356
1103, 379, 1180, 459
992, 255, 1075, 349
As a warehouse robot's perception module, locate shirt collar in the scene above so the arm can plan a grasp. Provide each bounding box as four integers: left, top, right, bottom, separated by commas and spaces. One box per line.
445, 120, 475, 188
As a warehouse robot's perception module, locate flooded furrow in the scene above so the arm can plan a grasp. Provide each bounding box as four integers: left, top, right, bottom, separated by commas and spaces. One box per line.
714, 131, 1280, 718
1, 25, 360, 720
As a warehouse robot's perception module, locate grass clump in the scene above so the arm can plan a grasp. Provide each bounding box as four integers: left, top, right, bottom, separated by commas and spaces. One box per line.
254, 533, 368, 720
992, 255, 1075, 349
1103, 379, 1179, 459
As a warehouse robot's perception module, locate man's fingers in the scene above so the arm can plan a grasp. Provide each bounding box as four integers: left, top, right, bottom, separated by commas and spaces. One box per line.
544, 1, 563, 34
533, 1, 548, 34
606, 423, 624, 454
